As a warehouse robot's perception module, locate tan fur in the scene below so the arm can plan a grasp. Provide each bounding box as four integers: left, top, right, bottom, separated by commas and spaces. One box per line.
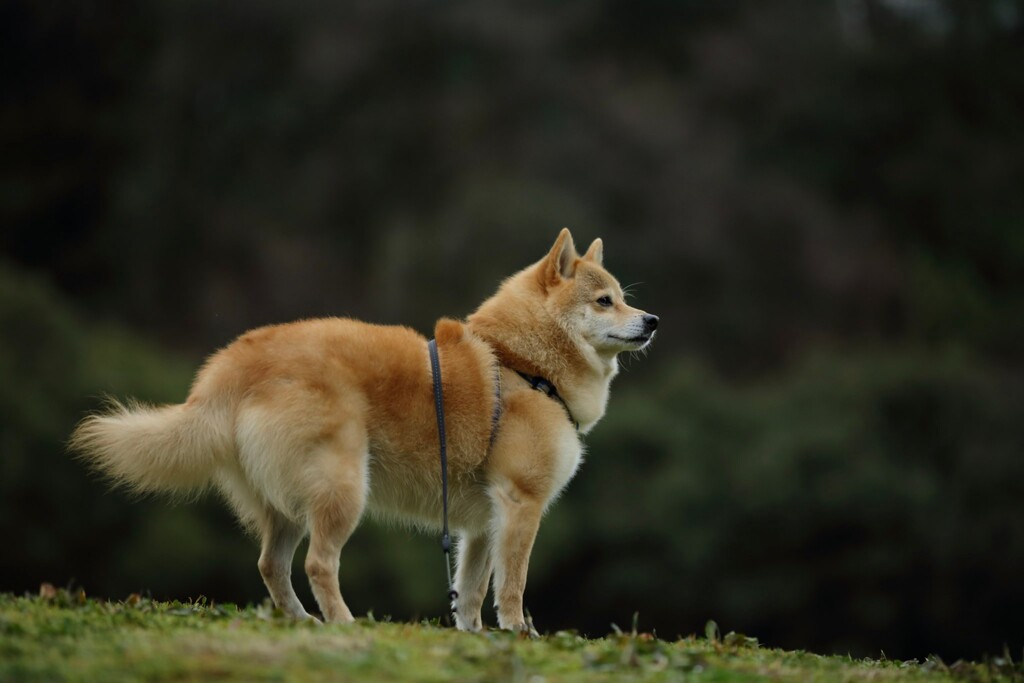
70, 228, 656, 632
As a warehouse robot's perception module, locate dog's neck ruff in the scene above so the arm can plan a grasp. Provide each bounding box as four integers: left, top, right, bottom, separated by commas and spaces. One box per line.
463, 333, 581, 433
513, 370, 580, 431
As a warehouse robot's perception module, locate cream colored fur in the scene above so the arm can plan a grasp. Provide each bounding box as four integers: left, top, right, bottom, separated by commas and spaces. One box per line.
70, 228, 656, 632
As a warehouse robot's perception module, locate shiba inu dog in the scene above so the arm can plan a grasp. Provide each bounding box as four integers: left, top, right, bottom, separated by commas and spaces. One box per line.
71, 228, 657, 632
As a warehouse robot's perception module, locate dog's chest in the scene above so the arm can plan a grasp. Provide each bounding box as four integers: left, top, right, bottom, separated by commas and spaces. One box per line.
548, 427, 585, 501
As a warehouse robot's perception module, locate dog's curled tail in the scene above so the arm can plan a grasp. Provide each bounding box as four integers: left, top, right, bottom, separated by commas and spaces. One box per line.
70, 399, 229, 496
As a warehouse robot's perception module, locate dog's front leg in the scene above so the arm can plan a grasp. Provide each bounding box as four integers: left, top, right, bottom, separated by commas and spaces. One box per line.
490, 481, 543, 635
453, 533, 492, 632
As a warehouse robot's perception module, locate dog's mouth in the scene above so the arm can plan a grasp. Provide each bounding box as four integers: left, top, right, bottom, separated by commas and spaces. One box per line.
608, 333, 654, 346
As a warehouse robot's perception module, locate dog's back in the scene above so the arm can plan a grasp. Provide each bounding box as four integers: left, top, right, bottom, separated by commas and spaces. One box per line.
76, 316, 500, 520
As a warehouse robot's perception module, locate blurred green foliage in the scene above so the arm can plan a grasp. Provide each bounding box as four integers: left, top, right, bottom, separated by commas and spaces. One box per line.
538, 351, 1024, 658
3, 262, 1021, 662
2, 0, 1023, 664
0, 262, 251, 600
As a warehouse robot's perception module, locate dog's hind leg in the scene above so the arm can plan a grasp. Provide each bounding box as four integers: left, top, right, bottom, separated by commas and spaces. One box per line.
303, 430, 368, 624
215, 467, 310, 618
257, 508, 310, 620
453, 533, 492, 632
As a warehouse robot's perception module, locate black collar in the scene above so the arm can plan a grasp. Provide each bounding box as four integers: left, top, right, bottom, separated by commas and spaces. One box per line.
514, 370, 579, 431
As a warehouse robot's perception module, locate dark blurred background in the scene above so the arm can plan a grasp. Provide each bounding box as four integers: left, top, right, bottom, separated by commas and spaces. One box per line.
3, 0, 1023, 662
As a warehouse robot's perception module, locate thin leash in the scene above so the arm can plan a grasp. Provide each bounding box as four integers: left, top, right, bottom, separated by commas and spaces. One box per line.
429, 340, 571, 620
426, 339, 458, 607
427, 338, 504, 617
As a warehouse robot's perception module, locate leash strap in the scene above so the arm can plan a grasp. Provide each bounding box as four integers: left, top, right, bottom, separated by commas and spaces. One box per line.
490, 366, 503, 446
514, 370, 579, 430
427, 339, 458, 605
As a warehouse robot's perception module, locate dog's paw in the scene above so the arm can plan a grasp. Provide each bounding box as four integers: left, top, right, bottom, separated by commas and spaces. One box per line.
454, 610, 483, 632
280, 606, 319, 624
505, 622, 539, 638
497, 614, 539, 638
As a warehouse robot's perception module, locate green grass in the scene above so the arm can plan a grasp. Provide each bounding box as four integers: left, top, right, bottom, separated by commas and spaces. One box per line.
0, 590, 1019, 682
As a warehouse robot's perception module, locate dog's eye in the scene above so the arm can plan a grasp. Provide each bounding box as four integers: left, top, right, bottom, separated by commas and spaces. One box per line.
596, 296, 613, 308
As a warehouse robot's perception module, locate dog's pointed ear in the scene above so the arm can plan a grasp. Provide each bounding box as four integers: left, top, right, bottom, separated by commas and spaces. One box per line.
540, 228, 578, 287
583, 238, 603, 266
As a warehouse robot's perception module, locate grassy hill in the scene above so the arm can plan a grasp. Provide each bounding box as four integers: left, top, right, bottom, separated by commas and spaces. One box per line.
1, 589, 1019, 682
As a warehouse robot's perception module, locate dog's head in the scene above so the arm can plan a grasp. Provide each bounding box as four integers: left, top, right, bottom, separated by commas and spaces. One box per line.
537, 228, 658, 356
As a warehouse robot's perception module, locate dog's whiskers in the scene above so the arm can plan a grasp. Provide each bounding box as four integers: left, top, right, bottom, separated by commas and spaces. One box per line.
621, 282, 644, 301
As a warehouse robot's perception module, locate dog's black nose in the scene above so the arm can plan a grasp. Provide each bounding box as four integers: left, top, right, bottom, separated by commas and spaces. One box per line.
643, 314, 659, 332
